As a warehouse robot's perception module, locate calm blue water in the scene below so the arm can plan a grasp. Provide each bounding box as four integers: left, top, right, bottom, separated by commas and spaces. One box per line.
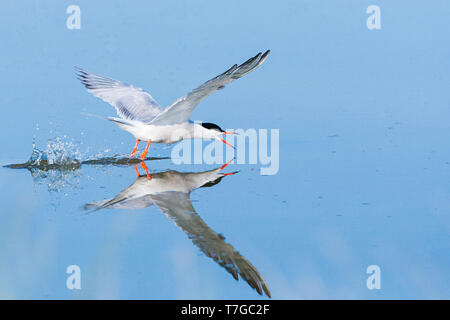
1, 1, 450, 299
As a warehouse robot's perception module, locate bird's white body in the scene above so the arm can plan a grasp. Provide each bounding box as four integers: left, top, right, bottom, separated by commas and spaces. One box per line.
100, 167, 225, 206
111, 120, 218, 144
76, 50, 270, 157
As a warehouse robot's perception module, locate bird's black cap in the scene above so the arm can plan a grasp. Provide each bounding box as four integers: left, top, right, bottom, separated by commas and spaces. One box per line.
201, 122, 224, 132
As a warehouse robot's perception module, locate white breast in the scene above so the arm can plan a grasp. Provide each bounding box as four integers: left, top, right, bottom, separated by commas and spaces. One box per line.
128, 122, 195, 143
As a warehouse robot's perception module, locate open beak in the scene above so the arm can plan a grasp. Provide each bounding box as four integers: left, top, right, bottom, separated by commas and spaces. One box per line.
218, 158, 239, 176
216, 131, 237, 148
216, 136, 235, 149
220, 158, 234, 171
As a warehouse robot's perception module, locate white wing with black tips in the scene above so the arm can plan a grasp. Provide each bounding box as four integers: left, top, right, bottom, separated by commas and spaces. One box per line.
149, 50, 270, 126
151, 191, 271, 298
76, 68, 163, 122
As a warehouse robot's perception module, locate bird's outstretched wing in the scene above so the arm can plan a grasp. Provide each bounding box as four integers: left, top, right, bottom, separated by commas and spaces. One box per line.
151, 191, 271, 298
83, 176, 154, 211
76, 68, 163, 123
150, 50, 270, 126
84, 195, 154, 210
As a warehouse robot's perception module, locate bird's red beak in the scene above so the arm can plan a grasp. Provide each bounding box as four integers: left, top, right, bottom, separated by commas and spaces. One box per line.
218, 131, 236, 148
219, 158, 234, 171
219, 158, 237, 176
219, 137, 234, 148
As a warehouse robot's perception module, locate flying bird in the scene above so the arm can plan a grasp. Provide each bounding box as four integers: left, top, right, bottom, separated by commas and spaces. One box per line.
84, 161, 271, 298
76, 50, 270, 160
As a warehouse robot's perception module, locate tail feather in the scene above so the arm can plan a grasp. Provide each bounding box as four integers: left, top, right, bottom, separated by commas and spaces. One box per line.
107, 117, 137, 130
83, 199, 110, 211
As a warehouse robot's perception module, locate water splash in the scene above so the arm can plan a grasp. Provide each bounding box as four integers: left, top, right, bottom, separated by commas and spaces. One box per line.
22, 136, 83, 192
28, 136, 82, 170
4, 135, 169, 192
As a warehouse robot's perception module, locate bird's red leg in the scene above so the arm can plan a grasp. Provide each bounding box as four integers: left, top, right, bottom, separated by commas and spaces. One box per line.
130, 139, 141, 157
140, 140, 152, 161
133, 165, 140, 177
140, 162, 152, 180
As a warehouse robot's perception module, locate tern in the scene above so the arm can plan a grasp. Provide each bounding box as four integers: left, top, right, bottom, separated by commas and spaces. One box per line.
84, 161, 271, 298
76, 50, 270, 160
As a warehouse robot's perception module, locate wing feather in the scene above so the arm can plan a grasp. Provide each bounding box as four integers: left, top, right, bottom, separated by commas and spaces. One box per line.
151, 191, 271, 298
76, 68, 163, 123
150, 50, 270, 125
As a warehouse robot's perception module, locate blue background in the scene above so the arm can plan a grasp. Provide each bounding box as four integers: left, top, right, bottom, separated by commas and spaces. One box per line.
0, 0, 450, 299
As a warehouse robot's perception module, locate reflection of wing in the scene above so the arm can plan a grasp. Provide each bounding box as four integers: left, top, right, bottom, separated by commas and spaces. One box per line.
150, 50, 270, 125
84, 178, 154, 210
76, 68, 163, 122
151, 191, 271, 298
84, 195, 154, 210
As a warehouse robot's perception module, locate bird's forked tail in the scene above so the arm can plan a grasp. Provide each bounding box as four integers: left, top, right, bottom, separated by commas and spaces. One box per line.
107, 117, 137, 130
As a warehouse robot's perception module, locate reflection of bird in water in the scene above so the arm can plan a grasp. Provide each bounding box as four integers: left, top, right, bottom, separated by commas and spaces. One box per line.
84, 161, 271, 298
76, 50, 270, 160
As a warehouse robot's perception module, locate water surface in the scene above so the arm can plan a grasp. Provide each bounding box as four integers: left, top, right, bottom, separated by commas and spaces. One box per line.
1, 1, 450, 299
